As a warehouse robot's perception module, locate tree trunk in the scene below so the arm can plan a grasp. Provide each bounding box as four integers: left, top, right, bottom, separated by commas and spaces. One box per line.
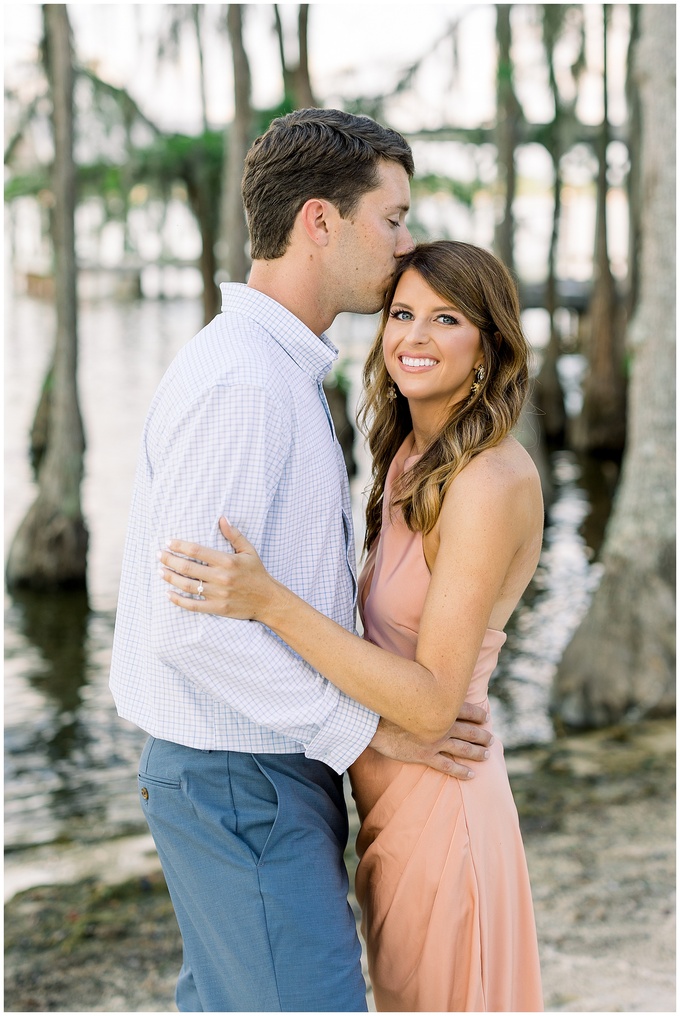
571, 5, 627, 454
551, 4, 675, 727
624, 4, 641, 317
7, 4, 88, 591
192, 4, 209, 134
293, 5, 316, 108
494, 4, 520, 273
188, 176, 220, 325
218, 4, 252, 285
29, 363, 54, 474
534, 6, 568, 446
273, 5, 294, 103
535, 138, 567, 445
273, 4, 316, 108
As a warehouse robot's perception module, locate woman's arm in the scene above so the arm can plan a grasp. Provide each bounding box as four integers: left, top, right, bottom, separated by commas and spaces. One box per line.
159, 456, 533, 741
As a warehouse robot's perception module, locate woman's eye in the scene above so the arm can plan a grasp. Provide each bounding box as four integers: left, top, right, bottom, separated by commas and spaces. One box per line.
389, 309, 412, 321
388, 219, 400, 228
437, 314, 458, 325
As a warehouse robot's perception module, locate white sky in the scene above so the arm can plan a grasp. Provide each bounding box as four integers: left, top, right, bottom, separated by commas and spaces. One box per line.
4, 4, 499, 134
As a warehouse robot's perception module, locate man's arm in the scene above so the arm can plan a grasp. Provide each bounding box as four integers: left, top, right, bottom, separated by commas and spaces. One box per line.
369, 702, 492, 780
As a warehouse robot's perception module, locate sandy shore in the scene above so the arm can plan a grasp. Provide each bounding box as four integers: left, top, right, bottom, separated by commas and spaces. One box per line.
4, 718, 675, 1013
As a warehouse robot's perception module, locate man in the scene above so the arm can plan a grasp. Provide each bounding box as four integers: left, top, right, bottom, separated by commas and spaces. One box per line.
110, 108, 491, 1012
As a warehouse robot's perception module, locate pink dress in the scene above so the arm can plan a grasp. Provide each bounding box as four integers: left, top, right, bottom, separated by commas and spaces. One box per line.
349, 435, 543, 1012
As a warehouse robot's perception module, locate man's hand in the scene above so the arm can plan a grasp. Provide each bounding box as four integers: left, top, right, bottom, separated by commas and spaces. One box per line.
369, 702, 493, 780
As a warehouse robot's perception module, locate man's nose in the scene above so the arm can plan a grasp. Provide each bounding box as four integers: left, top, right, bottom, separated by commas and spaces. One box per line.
395, 225, 415, 257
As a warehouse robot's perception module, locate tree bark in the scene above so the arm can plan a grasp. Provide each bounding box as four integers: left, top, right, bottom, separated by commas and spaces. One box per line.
534, 5, 568, 446
624, 4, 641, 317
494, 4, 520, 274
192, 4, 209, 134
571, 5, 627, 454
535, 154, 567, 445
274, 4, 316, 108
187, 173, 220, 324
218, 4, 252, 286
29, 363, 54, 475
7, 4, 88, 591
293, 5, 316, 108
273, 5, 294, 103
551, 4, 675, 727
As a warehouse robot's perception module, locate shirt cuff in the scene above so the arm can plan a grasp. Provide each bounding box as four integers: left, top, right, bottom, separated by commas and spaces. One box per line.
304, 698, 380, 774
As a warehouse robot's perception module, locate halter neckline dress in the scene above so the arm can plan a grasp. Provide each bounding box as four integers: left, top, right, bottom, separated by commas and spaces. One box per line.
349, 434, 543, 1012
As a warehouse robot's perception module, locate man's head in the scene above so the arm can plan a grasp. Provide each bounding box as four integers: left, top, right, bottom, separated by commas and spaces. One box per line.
242, 108, 415, 261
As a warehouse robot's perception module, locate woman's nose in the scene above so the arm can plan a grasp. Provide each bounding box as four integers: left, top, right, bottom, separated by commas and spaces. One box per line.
404, 319, 430, 343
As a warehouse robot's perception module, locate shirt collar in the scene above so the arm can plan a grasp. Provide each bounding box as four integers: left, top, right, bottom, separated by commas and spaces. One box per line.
220, 283, 338, 383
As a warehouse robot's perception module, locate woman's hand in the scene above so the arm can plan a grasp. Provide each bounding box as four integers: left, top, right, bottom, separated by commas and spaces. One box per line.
158, 517, 280, 621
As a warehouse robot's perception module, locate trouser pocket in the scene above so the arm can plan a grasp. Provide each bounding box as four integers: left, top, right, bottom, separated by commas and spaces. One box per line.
229, 753, 280, 866
137, 736, 183, 807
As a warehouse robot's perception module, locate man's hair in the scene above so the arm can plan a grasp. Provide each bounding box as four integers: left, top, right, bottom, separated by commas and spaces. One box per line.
242, 107, 414, 261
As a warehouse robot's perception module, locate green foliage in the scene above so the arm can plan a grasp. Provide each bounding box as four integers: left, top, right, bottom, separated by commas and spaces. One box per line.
6, 128, 226, 231
77, 161, 131, 205
412, 173, 481, 207
5, 61, 225, 215
132, 129, 224, 194
4, 170, 51, 201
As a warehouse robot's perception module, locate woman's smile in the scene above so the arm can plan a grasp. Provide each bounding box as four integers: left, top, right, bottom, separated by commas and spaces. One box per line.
398, 354, 439, 371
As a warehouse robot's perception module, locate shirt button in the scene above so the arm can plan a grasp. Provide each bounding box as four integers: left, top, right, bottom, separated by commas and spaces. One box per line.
140, 787, 149, 800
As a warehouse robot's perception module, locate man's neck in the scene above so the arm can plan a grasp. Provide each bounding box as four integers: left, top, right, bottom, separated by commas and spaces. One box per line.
247, 259, 335, 337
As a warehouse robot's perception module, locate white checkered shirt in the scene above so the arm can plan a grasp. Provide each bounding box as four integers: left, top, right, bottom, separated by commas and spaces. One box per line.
109, 284, 379, 773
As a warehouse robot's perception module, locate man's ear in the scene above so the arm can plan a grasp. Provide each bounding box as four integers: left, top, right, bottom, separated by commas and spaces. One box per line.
298, 198, 335, 247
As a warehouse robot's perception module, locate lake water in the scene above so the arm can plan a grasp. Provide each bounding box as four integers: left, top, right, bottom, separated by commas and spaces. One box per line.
4, 290, 608, 858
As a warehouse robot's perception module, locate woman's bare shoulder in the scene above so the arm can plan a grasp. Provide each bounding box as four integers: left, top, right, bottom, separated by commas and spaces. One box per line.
452, 436, 541, 499
425, 438, 542, 570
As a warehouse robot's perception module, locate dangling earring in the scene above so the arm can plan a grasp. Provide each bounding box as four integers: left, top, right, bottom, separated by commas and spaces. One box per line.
469, 364, 486, 397
386, 380, 397, 402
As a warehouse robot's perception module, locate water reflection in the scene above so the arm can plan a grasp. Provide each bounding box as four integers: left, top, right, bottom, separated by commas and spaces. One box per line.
6, 590, 94, 835
489, 451, 609, 747
573, 452, 620, 558
9, 588, 91, 756
5, 594, 146, 850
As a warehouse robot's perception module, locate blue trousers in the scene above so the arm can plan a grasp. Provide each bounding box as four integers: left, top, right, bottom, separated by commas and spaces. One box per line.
138, 737, 367, 1012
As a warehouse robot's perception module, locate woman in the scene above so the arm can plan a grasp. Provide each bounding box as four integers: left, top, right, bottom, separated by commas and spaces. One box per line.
158, 241, 544, 1012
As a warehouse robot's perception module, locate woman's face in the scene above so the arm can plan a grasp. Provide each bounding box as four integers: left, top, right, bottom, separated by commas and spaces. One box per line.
383, 269, 484, 416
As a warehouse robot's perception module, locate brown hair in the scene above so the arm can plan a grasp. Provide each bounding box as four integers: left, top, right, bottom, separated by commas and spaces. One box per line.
358, 241, 531, 553
242, 107, 414, 261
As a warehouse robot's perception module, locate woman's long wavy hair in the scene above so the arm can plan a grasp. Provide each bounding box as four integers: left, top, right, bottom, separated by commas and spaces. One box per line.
357, 241, 531, 554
